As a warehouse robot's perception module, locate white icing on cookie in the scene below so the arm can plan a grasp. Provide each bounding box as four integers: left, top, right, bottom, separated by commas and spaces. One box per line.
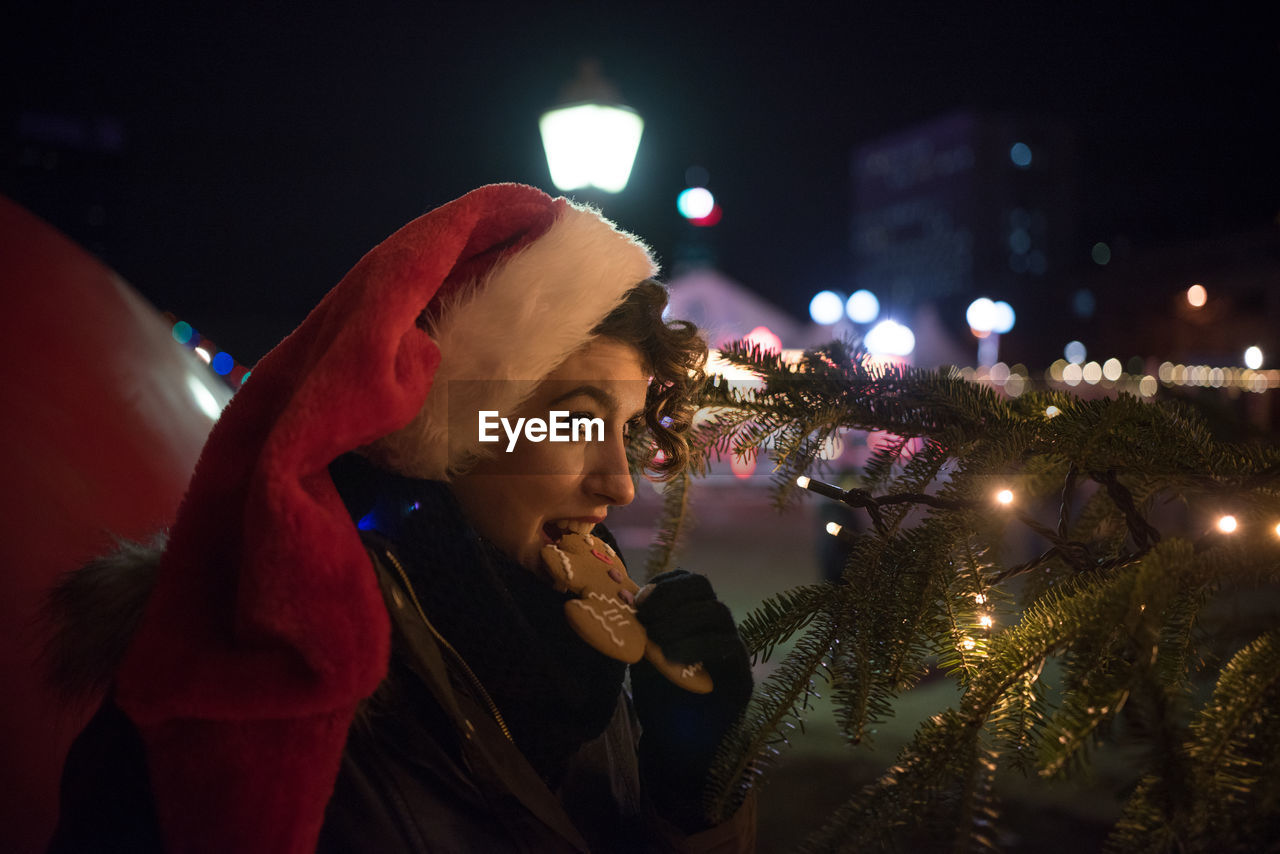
570, 599, 628, 646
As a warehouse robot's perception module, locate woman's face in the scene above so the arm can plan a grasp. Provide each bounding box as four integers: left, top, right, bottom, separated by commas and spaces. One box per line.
449, 337, 648, 573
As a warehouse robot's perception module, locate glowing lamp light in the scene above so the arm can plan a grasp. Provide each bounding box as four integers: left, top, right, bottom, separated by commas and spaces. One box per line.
1216, 515, 1238, 534
865, 319, 915, 357
846, 289, 880, 324
966, 297, 997, 332
1186, 284, 1207, 308
995, 489, 1014, 506
677, 187, 715, 219
1244, 346, 1263, 370
990, 301, 1016, 334
730, 454, 757, 479
809, 290, 845, 325
743, 325, 782, 355
1064, 340, 1087, 365
540, 62, 643, 194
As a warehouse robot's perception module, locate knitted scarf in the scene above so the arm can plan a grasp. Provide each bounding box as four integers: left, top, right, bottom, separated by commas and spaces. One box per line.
331, 454, 626, 786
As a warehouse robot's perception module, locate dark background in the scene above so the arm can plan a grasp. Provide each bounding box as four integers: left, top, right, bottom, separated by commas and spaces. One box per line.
4, 1, 1277, 363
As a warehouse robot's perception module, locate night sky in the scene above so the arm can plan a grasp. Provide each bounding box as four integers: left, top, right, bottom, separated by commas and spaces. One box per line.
4, 2, 1277, 364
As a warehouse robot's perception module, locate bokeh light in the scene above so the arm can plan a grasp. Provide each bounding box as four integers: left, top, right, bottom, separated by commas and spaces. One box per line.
1186, 284, 1207, 308
1064, 340, 1087, 365
865, 319, 915, 356
1009, 142, 1032, 167
1216, 515, 1238, 534
846, 289, 880, 324
809, 290, 845, 325
1244, 346, 1263, 370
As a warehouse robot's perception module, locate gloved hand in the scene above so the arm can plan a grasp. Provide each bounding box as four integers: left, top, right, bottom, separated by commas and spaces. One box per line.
630, 570, 753, 833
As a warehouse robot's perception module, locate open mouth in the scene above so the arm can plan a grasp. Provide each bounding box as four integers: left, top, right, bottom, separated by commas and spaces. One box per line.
542, 520, 595, 544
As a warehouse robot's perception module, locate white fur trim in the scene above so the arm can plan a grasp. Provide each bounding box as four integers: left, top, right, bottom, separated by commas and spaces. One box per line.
370, 199, 657, 479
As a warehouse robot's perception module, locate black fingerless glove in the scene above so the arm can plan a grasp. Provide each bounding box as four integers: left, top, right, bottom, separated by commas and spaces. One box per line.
631, 570, 753, 834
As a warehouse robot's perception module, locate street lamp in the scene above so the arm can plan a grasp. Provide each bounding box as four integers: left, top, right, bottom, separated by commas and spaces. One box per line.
539, 60, 644, 194
966, 297, 1015, 366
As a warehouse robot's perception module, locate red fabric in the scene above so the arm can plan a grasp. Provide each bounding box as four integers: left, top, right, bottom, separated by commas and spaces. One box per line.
0, 198, 224, 853
114, 184, 561, 853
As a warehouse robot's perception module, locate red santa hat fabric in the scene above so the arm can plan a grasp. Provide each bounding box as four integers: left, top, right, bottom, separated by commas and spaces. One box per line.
113, 183, 657, 852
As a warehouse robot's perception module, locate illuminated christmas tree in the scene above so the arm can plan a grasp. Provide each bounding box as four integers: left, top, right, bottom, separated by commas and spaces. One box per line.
644, 339, 1280, 851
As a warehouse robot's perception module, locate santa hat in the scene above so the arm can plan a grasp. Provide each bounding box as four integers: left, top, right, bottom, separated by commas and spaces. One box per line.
113, 183, 657, 853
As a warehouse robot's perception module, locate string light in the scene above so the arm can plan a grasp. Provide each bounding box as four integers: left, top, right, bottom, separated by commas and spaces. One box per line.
974, 593, 987, 605
1216, 515, 1238, 534
1274, 521, 1280, 538
826, 522, 843, 537
978, 614, 995, 629
1045, 405, 1061, 418
960, 637, 977, 650
995, 489, 1014, 506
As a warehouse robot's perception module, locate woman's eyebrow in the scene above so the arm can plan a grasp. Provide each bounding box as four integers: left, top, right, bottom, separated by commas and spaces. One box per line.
548, 384, 619, 412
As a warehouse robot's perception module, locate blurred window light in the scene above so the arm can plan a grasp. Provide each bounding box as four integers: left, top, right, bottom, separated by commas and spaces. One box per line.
1009, 142, 1033, 168
1009, 229, 1032, 254
1072, 288, 1096, 318
846, 289, 880, 324
809, 290, 845, 325
1186, 283, 1207, 308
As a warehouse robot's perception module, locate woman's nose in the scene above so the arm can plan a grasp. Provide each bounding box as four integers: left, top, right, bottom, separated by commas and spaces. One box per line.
587, 430, 636, 506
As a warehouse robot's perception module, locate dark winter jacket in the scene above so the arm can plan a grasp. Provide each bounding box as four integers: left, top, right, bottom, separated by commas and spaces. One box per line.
46, 525, 755, 852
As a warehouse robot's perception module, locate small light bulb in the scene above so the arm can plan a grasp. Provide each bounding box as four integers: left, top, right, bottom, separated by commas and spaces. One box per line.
1044, 405, 1061, 418
995, 489, 1014, 506
960, 638, 976, 650
1217, 515, 1238, 534
978, 614, 995, 629
826, 522, 843, 537
974, 593, 987, 605
1274, 521, 1280, 538
796, 475, 811, 488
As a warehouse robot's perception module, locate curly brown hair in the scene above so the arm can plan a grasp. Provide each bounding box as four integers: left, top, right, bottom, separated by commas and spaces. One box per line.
592, 280, 707, 480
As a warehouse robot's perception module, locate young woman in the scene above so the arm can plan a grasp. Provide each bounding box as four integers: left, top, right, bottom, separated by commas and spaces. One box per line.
47, 184, 755, 852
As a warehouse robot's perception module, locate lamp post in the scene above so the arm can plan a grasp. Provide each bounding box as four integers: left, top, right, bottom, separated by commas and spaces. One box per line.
539, 60, 643, 194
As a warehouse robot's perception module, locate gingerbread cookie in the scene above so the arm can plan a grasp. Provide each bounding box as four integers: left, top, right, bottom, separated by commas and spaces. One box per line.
541, 530, 713, 693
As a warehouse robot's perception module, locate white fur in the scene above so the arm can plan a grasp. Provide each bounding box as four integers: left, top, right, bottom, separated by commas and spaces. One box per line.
370, 199, 657, 479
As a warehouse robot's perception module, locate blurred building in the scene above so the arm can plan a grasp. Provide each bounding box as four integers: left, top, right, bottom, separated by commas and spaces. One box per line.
849, 110, 1078, 365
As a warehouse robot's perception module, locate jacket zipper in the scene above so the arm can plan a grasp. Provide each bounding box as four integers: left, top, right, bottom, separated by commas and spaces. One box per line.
380, 547, 515, 744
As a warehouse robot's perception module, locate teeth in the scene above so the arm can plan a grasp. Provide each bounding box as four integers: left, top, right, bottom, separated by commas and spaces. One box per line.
553, 520, 595, 536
